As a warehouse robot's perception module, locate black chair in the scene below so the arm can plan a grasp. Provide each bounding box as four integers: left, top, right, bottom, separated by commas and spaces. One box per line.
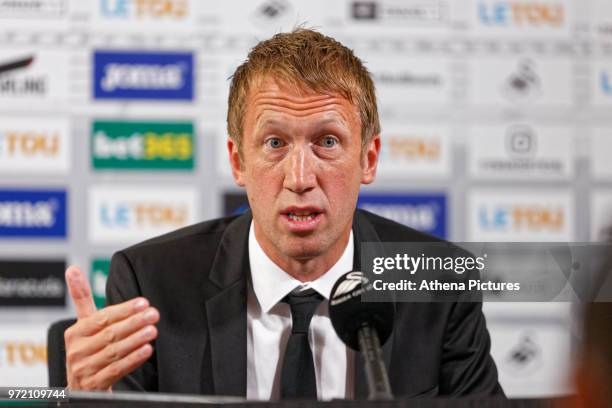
47, 318, 76, 387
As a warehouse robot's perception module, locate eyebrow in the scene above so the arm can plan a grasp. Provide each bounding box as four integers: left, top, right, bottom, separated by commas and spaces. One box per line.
256, 117, 349, 132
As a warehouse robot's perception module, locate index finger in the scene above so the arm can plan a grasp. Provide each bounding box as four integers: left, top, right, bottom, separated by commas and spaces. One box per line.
74, 297, 150, 337
66, 265, 97, 319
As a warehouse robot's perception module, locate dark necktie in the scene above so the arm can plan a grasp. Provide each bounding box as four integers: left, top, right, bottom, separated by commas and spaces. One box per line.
280, 289, 324, 399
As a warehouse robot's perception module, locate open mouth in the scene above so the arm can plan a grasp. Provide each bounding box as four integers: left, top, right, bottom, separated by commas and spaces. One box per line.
287, 212, 319, 222
281, 207, 324, 230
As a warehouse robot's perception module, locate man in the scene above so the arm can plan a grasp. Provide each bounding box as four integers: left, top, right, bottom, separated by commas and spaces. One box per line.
64, 28, 503, 399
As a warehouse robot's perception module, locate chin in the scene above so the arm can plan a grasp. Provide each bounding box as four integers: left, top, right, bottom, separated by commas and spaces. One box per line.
280, 238, 326, 261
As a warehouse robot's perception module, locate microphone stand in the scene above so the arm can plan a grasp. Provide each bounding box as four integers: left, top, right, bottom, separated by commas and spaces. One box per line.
357, 322, 393, 400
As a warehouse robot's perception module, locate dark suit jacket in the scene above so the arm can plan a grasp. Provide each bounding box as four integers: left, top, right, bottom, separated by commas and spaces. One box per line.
106, 209, 504, 398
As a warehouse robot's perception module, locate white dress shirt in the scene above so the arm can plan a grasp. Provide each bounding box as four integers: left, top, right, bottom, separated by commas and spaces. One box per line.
246, 222, 354, 401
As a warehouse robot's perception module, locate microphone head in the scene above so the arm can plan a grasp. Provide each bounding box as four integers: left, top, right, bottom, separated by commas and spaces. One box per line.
328, 271, 395, 351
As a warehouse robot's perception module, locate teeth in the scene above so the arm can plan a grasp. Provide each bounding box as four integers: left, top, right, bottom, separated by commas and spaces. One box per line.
288, 213, 316, 221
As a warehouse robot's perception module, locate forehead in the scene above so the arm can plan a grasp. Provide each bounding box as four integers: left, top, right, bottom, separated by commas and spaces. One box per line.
244, 76, 360, 126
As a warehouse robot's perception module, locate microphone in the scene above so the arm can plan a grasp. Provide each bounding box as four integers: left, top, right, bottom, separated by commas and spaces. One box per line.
328, 271, 395, 400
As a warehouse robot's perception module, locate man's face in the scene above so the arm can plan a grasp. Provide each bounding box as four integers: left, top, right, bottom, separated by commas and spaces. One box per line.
228, 76, 380, 265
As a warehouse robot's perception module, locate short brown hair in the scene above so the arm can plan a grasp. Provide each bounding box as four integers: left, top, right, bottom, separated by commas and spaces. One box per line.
227, 28, 380, 153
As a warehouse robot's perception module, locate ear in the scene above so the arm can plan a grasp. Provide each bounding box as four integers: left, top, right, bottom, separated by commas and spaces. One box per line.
361, 134, 381, 185
227, 137, 245, 187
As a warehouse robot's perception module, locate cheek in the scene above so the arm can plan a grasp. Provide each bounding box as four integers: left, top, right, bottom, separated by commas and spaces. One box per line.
244, 167, 283, 214
247, 153, 285, 182
248, 182, 273, 208
320, 159, 362, 208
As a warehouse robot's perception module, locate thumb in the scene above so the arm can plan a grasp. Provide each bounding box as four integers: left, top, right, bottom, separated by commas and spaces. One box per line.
65, 265, 97, 319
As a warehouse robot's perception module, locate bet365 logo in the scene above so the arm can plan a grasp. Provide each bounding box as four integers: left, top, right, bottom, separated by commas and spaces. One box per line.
91, 121, 194, 170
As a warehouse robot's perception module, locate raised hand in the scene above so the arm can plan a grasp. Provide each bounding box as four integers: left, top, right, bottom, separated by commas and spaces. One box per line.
63, 265, 159, 390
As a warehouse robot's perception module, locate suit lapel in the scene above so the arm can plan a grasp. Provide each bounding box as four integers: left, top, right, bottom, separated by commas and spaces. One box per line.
204, 212, 252, 397
351, 210, 394, 399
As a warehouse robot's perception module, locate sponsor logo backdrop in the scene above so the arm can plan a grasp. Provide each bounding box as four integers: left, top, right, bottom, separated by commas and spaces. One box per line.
91, 120, 195, 170
0, 189, 67, 238
0, 324, 50, 387
0, 260, 65, 307
0, 117, 71, 174
0, 0, 610, 397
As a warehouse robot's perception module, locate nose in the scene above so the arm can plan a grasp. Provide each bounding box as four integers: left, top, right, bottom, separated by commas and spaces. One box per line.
283, 143, 317, 194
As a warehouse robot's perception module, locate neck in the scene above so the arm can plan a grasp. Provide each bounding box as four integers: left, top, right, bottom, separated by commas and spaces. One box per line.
254, 223, 352, 283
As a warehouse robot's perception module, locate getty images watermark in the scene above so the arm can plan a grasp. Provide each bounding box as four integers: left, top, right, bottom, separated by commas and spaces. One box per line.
360, 242, 612, 302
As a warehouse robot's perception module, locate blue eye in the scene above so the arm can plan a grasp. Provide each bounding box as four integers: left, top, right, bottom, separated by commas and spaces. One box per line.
266, 138, 284, 148
321, 136, 338, 148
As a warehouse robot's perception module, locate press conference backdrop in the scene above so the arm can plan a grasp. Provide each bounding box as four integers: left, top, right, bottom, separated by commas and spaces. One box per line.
1, 0, 611, 398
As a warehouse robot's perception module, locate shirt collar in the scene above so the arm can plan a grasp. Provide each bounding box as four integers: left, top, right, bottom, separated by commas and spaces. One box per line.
248, 221, 354, 313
